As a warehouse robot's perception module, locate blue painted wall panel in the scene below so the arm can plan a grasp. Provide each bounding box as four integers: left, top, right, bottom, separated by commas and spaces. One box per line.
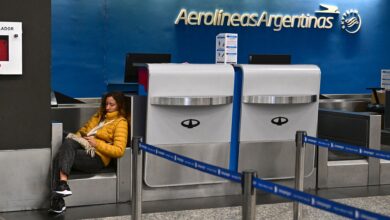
52, 0, 390, 97
52, 0, 106, 97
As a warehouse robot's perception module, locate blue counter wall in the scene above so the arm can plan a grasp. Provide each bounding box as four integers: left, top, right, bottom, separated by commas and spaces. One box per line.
52, 0, 390, 97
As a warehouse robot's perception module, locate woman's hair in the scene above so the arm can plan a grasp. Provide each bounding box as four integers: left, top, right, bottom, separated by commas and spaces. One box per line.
99, 91, 130, 119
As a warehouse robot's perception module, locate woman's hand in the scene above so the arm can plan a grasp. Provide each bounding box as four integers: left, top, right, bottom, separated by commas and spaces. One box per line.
84, 136, 97, 148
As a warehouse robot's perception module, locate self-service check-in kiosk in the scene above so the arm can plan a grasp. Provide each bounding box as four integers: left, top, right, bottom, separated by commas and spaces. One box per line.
144, 64, 234, 187
237, 65, 320, 186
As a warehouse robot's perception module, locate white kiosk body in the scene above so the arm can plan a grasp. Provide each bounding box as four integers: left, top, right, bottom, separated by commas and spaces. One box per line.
237, 65, 320, 182
145, 64, 234, 187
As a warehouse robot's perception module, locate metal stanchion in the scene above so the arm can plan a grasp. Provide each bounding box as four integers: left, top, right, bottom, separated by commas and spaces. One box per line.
131, 136, 143, 220
242, 170, 257, 220
293, 131, 307, 220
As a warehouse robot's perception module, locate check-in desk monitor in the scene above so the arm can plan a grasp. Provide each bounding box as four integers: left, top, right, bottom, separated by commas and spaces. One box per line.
249, 54, 291, 64
123, 53, 171, 83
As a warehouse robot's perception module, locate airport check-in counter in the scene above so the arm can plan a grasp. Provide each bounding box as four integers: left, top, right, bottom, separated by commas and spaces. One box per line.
144, 64, 234, 187
236, 65, 320, 187
317, 96, 382, 188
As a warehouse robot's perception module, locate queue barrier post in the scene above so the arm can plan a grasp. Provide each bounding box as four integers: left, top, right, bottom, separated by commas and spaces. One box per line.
242, 170, 257, 220
294, 131, 307, 220
131, 136, 143, 220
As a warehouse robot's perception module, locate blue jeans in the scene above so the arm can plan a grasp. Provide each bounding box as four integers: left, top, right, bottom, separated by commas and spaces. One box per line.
52, 138, 104, 190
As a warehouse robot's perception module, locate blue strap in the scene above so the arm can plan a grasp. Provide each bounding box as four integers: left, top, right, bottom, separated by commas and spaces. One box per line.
304, 136, 390, 160
253, 177, 390, 219
139, 142, 390, 219
139, 142, 242, 183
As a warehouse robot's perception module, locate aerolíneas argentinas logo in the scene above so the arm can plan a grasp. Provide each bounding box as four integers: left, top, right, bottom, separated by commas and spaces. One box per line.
175, 4, 362, 34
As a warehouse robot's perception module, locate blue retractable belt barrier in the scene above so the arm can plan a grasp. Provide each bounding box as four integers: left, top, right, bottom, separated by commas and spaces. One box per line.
139, 142, 242, 183
252, 177, 390, 220
139, 142, 390, 220
304, 136, 390, 161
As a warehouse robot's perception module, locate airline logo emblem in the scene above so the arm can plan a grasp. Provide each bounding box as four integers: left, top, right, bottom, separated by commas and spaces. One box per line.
341, 9, 362, 34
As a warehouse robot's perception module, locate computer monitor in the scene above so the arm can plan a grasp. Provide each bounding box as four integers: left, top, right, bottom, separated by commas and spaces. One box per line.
249, 54, 291, 64
124, 53, 171, 83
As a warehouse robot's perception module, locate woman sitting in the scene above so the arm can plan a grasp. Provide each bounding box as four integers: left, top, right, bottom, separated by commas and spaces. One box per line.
49, 91, 129, 214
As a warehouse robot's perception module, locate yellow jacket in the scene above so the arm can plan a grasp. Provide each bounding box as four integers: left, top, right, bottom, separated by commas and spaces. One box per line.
76, 111, 128, 166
